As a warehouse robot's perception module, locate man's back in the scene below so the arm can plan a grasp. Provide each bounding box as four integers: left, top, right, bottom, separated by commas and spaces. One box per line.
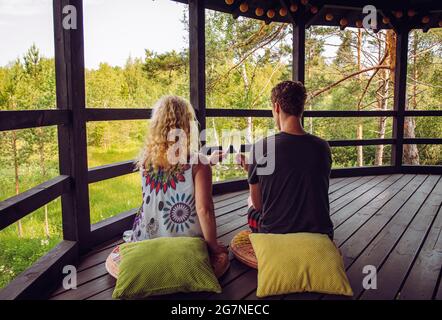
248, 132, 334, 238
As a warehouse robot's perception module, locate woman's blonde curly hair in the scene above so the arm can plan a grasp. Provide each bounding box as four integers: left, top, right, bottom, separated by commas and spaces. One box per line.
136, 95, 198, 172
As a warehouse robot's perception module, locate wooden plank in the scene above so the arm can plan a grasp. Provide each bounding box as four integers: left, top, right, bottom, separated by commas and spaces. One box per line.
89, 209, 137, 247
401, 165, 442, 175
360, 176, 442, 300
331, 175, 403, 228
329, 175, 377, 203
213, 190, 248, 204
403, 110, 442, 117
0, 241, 78, 300
403, 138, 442, 145
85, 108, 152, 121
292, 15, 305, 83
344, 175, 439, 298
329, 177, 346, 187
216, 205, 248, 227
328, 139, 395, 147
51, 272, 116, 300
0, 175, 71, 231
54, 0, 91, 250
330, 175, 390, 213
330, 166, 397, 178
333, 174, 416, 246
391, 28, 409, 169
388, 183, 442, 300
206, 109, 272, 118
0, 110, 70, 131
189, 0, 206, 132
207, 269, 258, 300
206, 109, 396, 118
338, 175, 428, 264
215, 197, 248, 219
213, 178, 248, 194
88, 160, 135, 184
217, 214, 248, 237
329, 176, 363, 194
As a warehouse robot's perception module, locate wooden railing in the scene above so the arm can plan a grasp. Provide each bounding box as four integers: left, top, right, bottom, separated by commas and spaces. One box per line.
0, 0, 441, 299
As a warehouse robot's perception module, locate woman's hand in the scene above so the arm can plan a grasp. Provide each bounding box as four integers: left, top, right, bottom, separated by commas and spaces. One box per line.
208, 242, 228, 255
208, 150, 227, 166
235, 153, 249, 172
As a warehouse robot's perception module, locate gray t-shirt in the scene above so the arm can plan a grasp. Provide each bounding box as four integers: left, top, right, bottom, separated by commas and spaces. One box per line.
248, 132, 334, 238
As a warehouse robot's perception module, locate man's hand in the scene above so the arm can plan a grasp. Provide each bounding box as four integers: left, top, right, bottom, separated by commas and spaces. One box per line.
235, 153, 249, 172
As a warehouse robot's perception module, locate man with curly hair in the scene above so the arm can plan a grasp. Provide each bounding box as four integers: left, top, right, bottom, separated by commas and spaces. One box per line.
238, 81, 334, 239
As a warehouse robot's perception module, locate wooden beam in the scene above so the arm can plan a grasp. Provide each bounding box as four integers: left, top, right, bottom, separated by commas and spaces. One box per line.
391, 28, 409, 169
206, 108, 396, 118
0, 175, 71, 231
53, 0, 91, 250
330, 166, 398, 178
90, 208, 137, 247
401, 165, 442, 174
85, 108, 152, 121
303, 110, 396, 117
0, 110, 70, 132
292, 15, 306, 83
328, 138, 395, 147
189, 0, 206, 135
88, 160, 136, 184
404, 110, 442, 117
403, 138, 442, 145
0, 241, 78, 300
206, 108, 273, 117
279, 0, 296, 24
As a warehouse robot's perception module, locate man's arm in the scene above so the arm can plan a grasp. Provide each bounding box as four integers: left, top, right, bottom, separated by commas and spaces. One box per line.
249, 182, 262, 211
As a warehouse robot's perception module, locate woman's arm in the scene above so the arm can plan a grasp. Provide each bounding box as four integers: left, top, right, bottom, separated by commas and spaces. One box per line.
194, 162, 227, 254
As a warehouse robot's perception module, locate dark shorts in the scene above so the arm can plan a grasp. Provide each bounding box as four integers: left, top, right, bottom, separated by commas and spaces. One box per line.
247, 207, 261, 233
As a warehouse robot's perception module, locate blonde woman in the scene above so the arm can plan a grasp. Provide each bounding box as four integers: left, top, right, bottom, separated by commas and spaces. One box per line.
127, 95, 227, 255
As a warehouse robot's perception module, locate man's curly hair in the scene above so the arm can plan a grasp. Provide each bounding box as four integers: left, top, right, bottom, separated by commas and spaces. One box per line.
271, 80, 307, 116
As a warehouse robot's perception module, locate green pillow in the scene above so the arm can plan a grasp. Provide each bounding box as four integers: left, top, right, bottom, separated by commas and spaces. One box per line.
112, 237, 221, 299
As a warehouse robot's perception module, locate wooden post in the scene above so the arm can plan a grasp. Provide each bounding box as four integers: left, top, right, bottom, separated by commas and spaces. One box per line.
292, 19, 306, 83
391, 28, 409, 170
189, 0, 206, 142
293, 15, 306, 126
53, 0, 91, 251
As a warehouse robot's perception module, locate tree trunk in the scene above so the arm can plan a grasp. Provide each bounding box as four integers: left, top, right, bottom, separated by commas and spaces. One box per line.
212, 118, 220, 182
240, 63, 253, 143
12, 130, 23, 237
356, 29, 363, 166
375, 31, 394, 165
403, 31, 420, 165
38, 129, 50, 237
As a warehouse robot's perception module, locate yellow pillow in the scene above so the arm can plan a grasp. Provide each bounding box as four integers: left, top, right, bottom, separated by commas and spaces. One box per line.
249, 233, 353, 297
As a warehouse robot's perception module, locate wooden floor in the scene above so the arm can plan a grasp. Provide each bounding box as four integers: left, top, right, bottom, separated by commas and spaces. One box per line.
50, 174, 442, 300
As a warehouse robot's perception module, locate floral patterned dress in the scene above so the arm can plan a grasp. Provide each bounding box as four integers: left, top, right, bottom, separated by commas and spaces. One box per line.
126, 164, 203, 242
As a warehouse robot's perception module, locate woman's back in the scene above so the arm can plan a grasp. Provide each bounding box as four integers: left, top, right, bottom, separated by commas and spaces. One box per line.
129, 164, 203, 241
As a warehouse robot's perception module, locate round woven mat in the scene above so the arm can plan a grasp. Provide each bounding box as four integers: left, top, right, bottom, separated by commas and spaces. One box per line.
230, 230, 257, 269
105, 244, 230, 279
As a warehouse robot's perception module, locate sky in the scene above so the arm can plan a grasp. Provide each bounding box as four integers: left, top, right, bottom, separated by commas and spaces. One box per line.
0, 0, 188, 69
0, 0, 339, 69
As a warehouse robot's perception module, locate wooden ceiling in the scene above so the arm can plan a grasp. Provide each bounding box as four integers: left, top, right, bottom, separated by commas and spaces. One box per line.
175, 0, 442, 30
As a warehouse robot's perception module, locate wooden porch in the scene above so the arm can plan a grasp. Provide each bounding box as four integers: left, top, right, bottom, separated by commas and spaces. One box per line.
50, 174, 442, 300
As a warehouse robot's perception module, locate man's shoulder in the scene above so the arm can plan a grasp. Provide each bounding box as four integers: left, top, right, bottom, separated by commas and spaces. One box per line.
307, 133, 330, 148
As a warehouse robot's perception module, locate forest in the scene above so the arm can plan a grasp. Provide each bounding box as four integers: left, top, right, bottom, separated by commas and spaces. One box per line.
0, 9, 441, 288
